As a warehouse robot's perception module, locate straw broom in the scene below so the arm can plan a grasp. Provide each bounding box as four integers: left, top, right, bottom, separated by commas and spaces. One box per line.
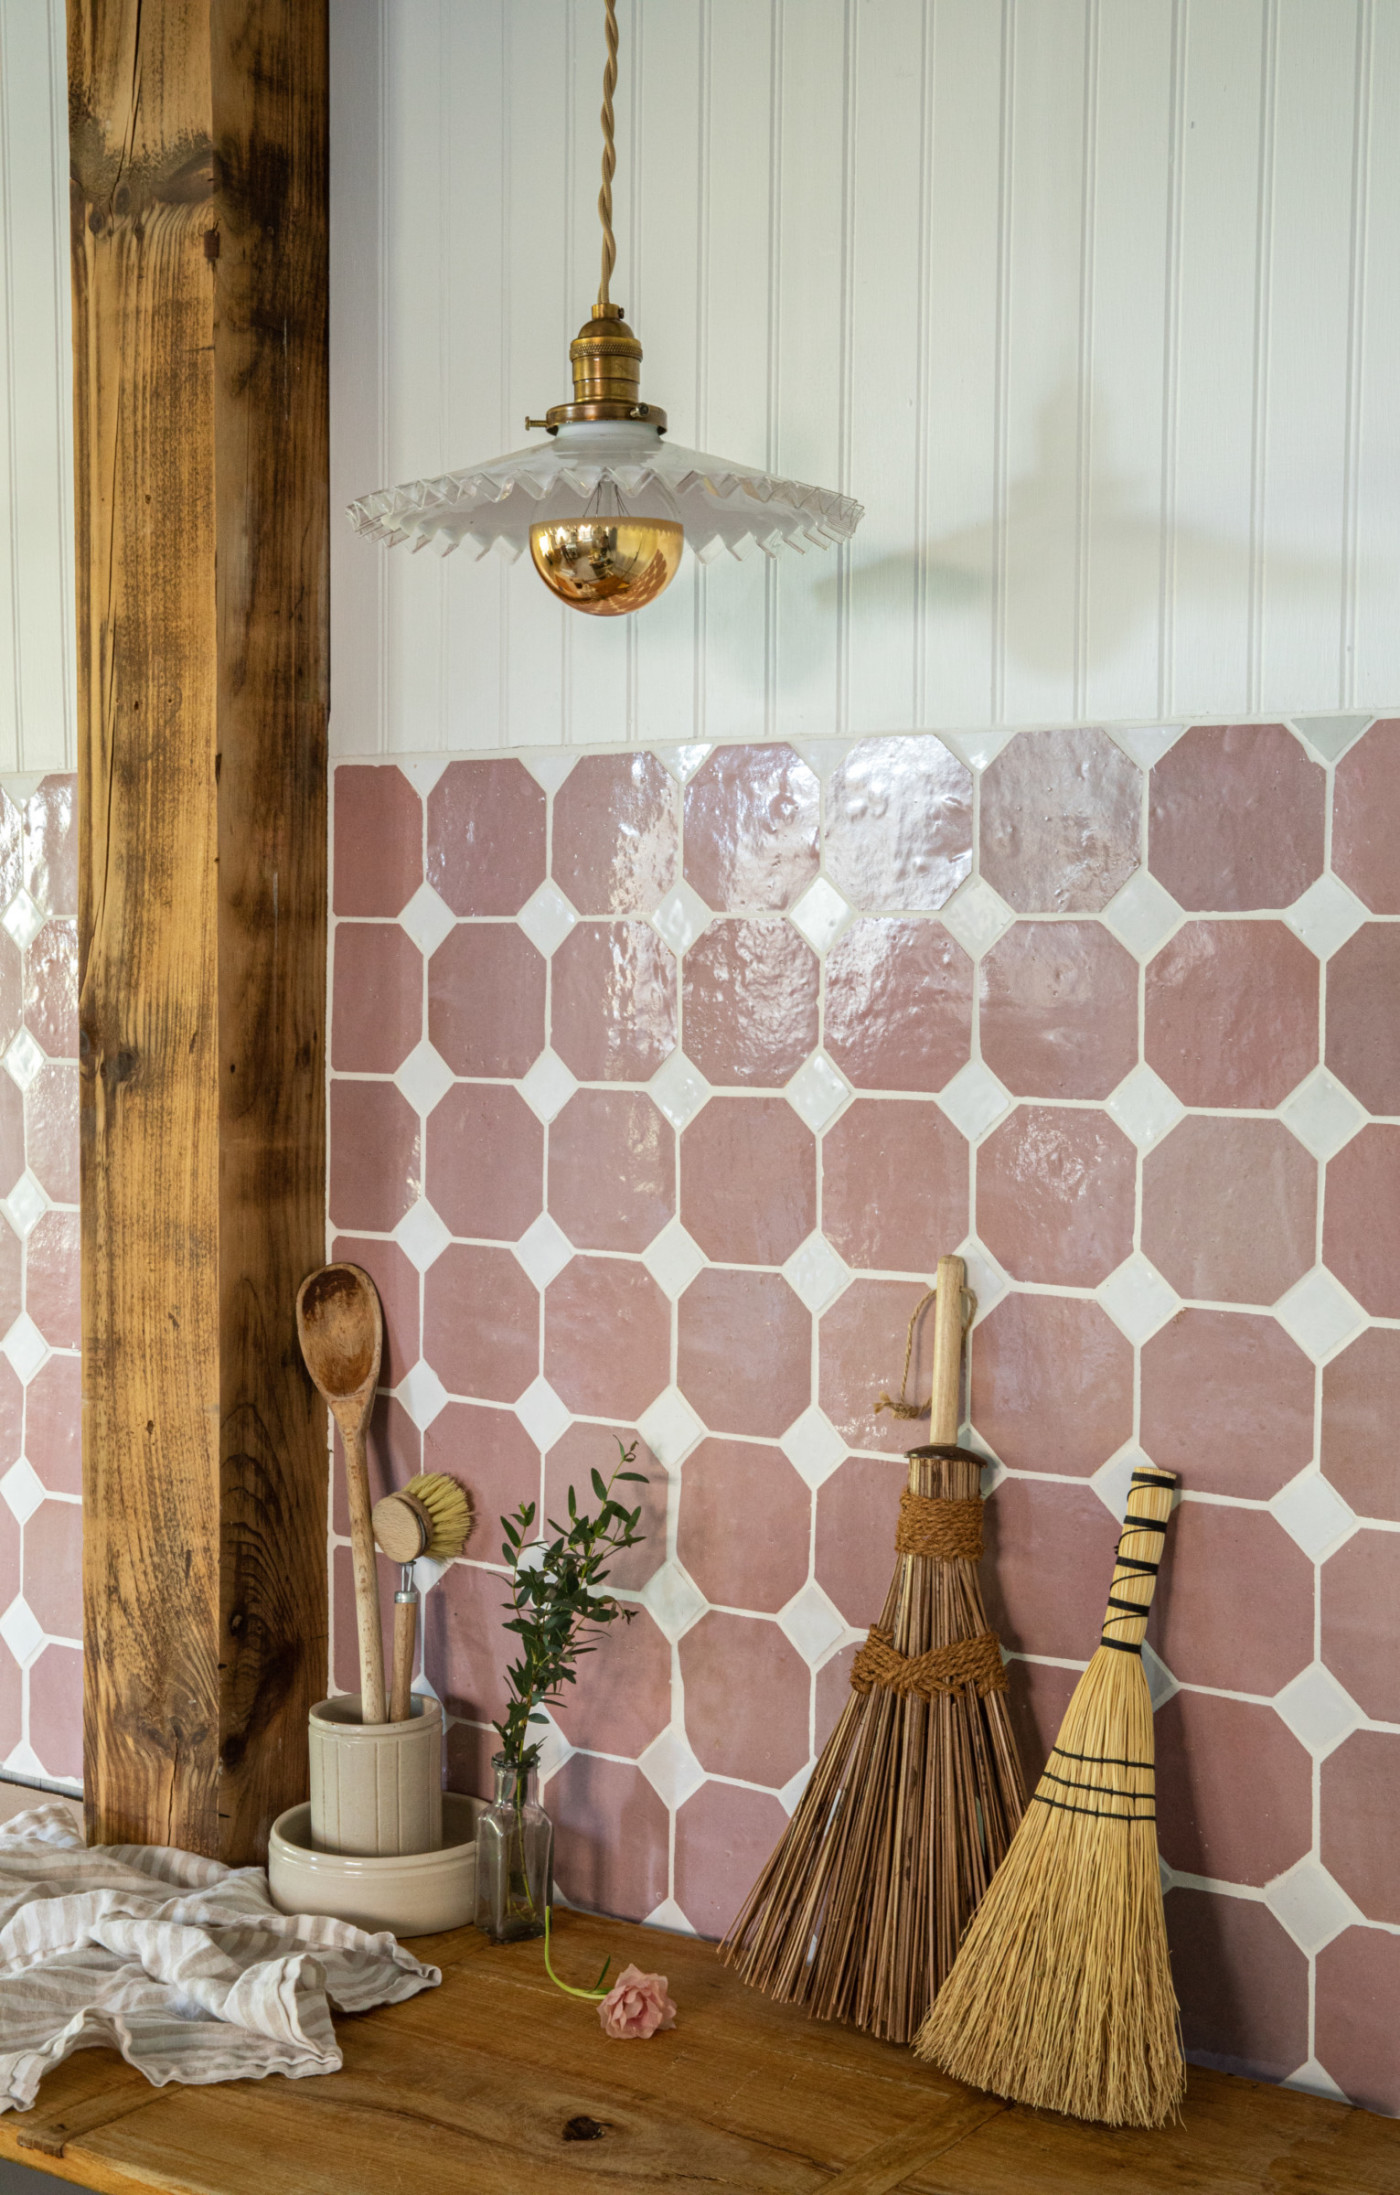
720, 1254, 1025, 2045
913, 1466, 1185, 2127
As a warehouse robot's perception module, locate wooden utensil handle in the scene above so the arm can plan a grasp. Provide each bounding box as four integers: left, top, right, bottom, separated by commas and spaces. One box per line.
928, 1254, 967, 1447
1100, 1469, 1178, 1650
390, 1595, 418, 1724
343, 1418, 387, 1723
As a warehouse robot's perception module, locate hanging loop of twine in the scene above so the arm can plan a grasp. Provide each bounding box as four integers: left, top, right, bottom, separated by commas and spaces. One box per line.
895, 1489, 983, 1561
851, 1625, 1007, 1701
873, 1281, 978, 1420
596, 0, 620, 308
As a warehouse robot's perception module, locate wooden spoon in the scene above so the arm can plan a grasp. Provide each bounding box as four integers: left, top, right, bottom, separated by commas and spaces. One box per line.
296, 1263, 386, 1724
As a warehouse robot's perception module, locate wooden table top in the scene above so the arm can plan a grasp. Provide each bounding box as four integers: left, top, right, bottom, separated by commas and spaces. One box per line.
2, 1909, 1396, 2194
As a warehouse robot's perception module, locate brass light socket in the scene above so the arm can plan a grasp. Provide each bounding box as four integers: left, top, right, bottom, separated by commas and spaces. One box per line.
538, 302, 668, 433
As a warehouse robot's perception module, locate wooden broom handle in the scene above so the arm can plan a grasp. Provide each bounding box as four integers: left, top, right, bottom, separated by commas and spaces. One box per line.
1100, 1469, 1178, 1651
928, 1255, 967, 1447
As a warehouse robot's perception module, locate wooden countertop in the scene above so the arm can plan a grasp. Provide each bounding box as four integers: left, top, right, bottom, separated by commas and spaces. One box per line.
2, 1909, 1396, 2193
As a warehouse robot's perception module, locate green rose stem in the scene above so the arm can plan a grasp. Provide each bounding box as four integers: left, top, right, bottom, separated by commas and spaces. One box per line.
543, 1903, 612, 2002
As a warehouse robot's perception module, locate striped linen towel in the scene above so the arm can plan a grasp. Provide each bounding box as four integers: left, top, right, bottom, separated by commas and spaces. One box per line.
0, 1804, 439, 2111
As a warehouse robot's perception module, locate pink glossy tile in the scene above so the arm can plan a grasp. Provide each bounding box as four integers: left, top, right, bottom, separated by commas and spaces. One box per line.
819, 1278, 944, 1457
679, 1611, 810, 1786
1326, 923, 1400, 1115
814, 1452, 905, 1627
1332, 718, 1400, 914
0, 1355, 17, 1473
1322, 1329, 1400, 1522
24, 1496, 81, 1639
823, 918, 973, 1093
1152, 1502, 1312, 1695
979, 922, 1138, 1100
425, 1083, 543, 1243
825, 736, 972, 911
428, 924, 546, 1080
1140, 1310, 1315, 1500
1146, 920, 1318, 1108
551, 1606, 671, 1760
332, 1539, 401, 1695
1148, 724, 1325, 911
332, 1394, 420, 1538
970, 1295, 1133, 1475
0, 1639, 18, 1769
0, 935, 19, 1054
427, 759, 546, 918
674, 1780, 790, 1941
0, 1073, 21, 1199
334, 765, 422, 918
1323, 1126, 1400, 1318
0, 1221, 19, 1338
1321, 1531, 1400, 1725
981, 727, 1141, 913
24, 1063, 76, 1206
1321, 1731, 1400, 1926
25, 921, 77, 1060
976, 1105, 1135, 1287
0, 1500, 17, 1608
543, 1424, 666, 1591
678, 1438, 811, 1614
24, 779, 76, 921
329, 1234, 420, 1388
544, 1256, 669, 1420
1142, 1117, 1315, 1305
330, 924, 423, 1075
0, 791, 20, 918
680, 1268, 810, 1438
427, 1403, 538, 1554
423, 1245, 538, 1404
680, 1096, 814, 1266
1166, 1889, 1309, 2082
547, 1753, 669, 1923
684, 744, 819, 911
553, 752, 678, 916
552, 921, 677, 1082
25, 1354, 79, 1495
27, 1210, 78, 1350
27, 1642, 79, 1783
443, 1716, 495, 1801
435, 1558, 515, 1731
822, 1098, 968, 1275
1155, 1692, 1311, 1887
328, 1081, 420, 1234
1005, 1658, 1080, 1791
814, 1644, 857, 1754
1316, 1928, 1400, 2114
982, 1477, 1119, 1662
550, 1090, 673, 1253
682, 919, 819, 1088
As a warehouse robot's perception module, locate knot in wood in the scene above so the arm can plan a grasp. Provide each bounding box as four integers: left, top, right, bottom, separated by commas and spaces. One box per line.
894, 1490, 983, 1561
850, 1624, 1008, 1701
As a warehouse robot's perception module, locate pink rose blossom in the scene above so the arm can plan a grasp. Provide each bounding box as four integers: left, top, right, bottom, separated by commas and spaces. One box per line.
596, 1964, 677, 2039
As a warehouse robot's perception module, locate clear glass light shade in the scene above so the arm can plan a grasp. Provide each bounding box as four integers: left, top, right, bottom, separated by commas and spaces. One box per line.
348, 420, 863, 570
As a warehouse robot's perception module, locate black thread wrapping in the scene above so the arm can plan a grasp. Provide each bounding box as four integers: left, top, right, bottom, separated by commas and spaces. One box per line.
1032, 1792, 1156, 1822
1053, 1744, 1154, 1770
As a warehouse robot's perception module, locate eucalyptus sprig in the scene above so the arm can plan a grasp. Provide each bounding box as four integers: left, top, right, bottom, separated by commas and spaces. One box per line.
495, 1437, 648, 1774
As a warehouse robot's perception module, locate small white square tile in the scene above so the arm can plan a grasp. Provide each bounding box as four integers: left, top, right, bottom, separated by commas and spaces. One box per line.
939, 876, 1014, 957
1290, 713, 1373, 765
519, 1050, 579, 1124
958, 1238, 1009, 1323
398, 882, 457, 958
648, 1053, 710, 1131
393, 1040, 455, 1117
3, 1030, 43, 1093
936, 1060, 1011, 1140
518, 751, 578, 794
644, 1895, 698, 1934
514, 1376, 572, 1453
1101, 868, 1182, 959
788, 877, 852, 955
1, 890, 43, 952
2, 1172, 46, 1242
652, 881, 712, 955
0, 1315, 46, 1386
979, 1455, 1006, 1497
393, 756, 448, 798
1273, 1268, 1366, 1361
636, 1385, 706, 1470
1283, 2056, 1351, 2105
1108, 724, 1185, 771
640, 1559, 707, 1640
779, 1407, 846, 1490
641, 1220, 707, 1301
778, 1581, 846, 1665
1270, 1470, 1358, 1560
1285, 874, 1368, 960
777, 1760, 816, 1815
795, 738, 854, 779
785, 1051, 850, 1131
396, 1358, 450, 1432
657, 743, 713, 785
3, 1739, 51, 1780
1273, 1662, 1364, 1756
393, 1199, 452, 1272
0, 1595, 43, 1666
782, 1233, 851, 1314
517, 881, 579, 957
1265, 1857, 1362, 1955
514, 1212, 574, 1289
0, 1459, 44, 1525
1091, 1447, 1152, 1522
1107, 1064, 1187, 1151
638, 1725, 707, 1809
1142, 1642, 1178, 1710
1278, 1070, 1367, 1162
941, 729, 1017, 774
533, 1707, 575, 1784
1098, 1255, 1180, 1344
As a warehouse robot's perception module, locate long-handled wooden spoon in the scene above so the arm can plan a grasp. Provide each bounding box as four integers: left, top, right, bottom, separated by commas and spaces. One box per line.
296, 1263, 387, 1724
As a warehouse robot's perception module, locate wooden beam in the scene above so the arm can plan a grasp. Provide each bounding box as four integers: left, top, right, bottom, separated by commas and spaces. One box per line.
70, 0, 329, 1861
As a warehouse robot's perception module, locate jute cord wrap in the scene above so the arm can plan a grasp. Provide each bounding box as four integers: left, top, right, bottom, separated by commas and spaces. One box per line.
852, 1625, 1008, 1701
874, 1282, 978, 1419
895, 1490, 983, 1560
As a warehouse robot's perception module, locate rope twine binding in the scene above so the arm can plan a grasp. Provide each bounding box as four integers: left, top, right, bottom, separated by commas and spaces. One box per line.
852, 1624, 1008, 1701
874, 1281, 978, 1420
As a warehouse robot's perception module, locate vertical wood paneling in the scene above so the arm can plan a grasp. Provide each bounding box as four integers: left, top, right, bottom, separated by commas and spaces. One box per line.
329, 0, 387, 758
1350, 0, 1399, 708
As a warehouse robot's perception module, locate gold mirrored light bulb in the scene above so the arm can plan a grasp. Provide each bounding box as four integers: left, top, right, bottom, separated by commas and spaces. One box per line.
529, 511, 683, 616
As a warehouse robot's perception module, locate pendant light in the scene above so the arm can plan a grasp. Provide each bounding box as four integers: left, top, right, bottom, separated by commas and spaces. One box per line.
349, 0, 862, 615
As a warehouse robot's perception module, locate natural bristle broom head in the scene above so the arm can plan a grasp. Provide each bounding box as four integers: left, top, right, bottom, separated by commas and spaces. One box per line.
372, 1473, 472, 1565
914, 1467, 1185, 2130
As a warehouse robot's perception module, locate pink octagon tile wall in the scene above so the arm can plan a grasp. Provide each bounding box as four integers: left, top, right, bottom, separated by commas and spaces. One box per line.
330, 721, 1400, 2114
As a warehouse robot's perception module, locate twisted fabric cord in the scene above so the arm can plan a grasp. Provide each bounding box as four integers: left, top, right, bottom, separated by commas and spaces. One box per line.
596, 0, 619, 307
895, 1490, 983, 1560
873, 1282, 978, 1419
852, 1625, 1007, 1700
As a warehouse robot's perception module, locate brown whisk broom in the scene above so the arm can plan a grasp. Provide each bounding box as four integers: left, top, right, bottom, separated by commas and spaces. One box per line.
720, 1253, 1025, 2044
914, 1465, 1185, 2127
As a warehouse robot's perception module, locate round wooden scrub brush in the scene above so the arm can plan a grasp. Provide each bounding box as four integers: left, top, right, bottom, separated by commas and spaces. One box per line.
372, 1474, 473, 1721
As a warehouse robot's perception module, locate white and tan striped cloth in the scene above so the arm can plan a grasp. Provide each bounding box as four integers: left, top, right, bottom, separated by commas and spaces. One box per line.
0, 1805, 439, 2112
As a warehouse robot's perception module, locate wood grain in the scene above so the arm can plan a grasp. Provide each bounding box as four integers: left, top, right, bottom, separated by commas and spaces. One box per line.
71, 0, 329, 1861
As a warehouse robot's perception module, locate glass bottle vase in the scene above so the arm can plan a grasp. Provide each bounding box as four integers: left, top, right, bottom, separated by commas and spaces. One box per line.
475, 1754, 553, 1943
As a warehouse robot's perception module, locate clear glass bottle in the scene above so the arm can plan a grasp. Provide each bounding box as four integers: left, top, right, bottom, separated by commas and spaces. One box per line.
474, 1753, 554, 1942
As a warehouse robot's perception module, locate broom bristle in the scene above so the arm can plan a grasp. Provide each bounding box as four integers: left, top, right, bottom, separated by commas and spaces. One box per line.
402, 1472, 472, 1562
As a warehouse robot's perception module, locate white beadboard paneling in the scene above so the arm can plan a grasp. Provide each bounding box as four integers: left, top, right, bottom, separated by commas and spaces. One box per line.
1352, 0, 1400, 707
